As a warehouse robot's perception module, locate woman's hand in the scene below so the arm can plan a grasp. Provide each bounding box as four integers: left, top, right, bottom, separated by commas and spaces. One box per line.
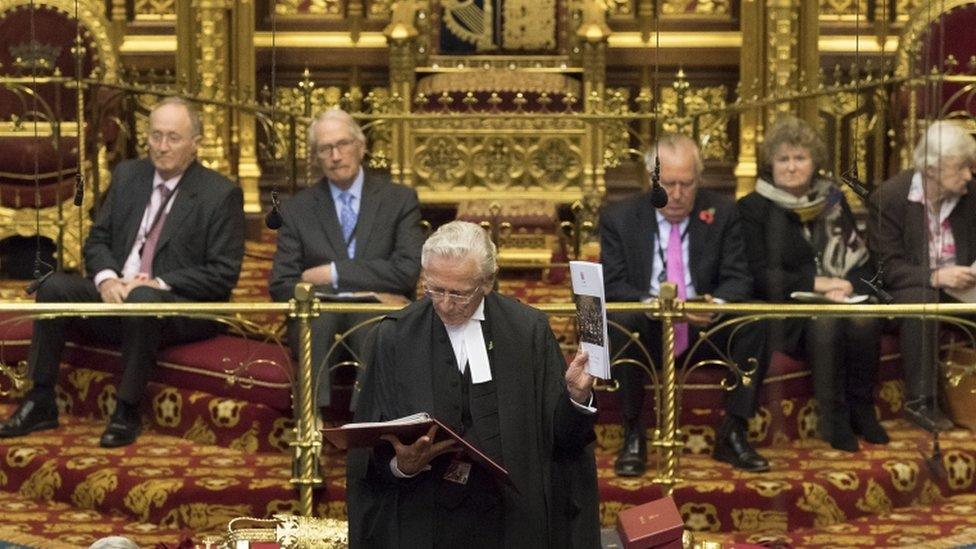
814, 276, 853, 297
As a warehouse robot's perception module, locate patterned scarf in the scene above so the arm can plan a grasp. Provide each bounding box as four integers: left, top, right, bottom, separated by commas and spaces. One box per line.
755, 177, 870, 278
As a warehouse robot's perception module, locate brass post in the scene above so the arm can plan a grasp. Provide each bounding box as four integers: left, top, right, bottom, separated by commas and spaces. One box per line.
291, 282, 322, 516
655, 282, 682, 496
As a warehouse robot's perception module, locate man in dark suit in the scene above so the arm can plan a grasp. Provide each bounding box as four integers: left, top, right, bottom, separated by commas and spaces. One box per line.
600, 134, 770, 474
347, 220, 599, 549
269, 109, 424, 413
0, 96, 245, 447
869, 120, 976, 432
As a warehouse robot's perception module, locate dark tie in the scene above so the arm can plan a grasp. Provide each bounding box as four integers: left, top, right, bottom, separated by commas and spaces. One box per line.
339, 191, 357, 245
666, 222, 689, 356
138, 185, 173, 278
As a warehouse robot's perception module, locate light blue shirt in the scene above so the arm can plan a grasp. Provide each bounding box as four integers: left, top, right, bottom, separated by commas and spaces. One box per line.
649, 211, 697, 299
327, 167, 365, 288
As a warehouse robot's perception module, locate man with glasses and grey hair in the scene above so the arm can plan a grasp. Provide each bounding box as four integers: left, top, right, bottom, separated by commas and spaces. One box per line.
347, 220, 599, 548
869, 120, 976, 432
270, 108, 424, 415
0, 96, 245, 448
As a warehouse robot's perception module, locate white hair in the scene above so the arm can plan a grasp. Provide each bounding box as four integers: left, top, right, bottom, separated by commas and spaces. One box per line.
643, 134, 703, 177
422, 221, 497, 282
308, 108, 366, 150
89, 537, 140, 549
912, 120, 976, 172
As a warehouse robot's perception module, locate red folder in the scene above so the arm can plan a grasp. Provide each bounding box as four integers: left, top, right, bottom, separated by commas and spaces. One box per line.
615, 496, 684, 549
323, 412, 513, 488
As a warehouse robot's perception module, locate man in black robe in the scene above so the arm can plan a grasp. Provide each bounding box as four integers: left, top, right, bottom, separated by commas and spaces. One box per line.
347, 221, 600, 548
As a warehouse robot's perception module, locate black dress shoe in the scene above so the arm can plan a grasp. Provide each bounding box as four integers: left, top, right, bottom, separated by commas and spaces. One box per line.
99, 403, 142, 448
851, 404, 889, 444
826, 421, 859, 453
712, 423, 770, 472
904, 400, 953, 433
0, 398, 58, 438
614, 428, 646, 477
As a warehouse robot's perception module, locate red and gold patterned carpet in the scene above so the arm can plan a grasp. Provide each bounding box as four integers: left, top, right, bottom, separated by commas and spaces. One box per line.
0, 233, 974, 547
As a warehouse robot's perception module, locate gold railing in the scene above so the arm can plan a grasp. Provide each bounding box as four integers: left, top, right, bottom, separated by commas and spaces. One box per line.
2, 286, 976, 507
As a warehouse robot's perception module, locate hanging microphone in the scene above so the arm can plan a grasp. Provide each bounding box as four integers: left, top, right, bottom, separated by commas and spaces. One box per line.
265, 189, 283, 230
73, 171, 84, 207
650, 156, 668, 208
25, 270, 53, 296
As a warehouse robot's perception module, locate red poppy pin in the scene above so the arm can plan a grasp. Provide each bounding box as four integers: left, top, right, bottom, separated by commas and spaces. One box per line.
699, 207, 715, 225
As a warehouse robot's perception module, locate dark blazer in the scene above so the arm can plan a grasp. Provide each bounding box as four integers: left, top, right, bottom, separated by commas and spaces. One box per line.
347, 293, 599, 549
738, 190, 875, 301
83, 158, 245, 301
269, 170, 425, 302
868, 170, 976, 291
599, 188, 752, 303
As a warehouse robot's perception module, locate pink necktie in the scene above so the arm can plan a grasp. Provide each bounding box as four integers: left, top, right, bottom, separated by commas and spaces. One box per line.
138, 185, 173, 278
666, 222, 689, 356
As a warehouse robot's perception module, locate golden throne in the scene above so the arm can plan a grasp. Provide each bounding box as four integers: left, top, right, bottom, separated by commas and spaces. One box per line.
0, 0, 119, 271
384, 0, 611, 266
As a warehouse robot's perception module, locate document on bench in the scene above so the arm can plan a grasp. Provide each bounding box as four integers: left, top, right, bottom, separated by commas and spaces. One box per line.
569, 261, 611, 379
322, 412, 513, 487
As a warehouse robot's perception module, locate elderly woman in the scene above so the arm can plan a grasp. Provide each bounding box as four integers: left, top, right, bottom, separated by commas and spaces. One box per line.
738, 116, 888, 452
869, 120, 976, 432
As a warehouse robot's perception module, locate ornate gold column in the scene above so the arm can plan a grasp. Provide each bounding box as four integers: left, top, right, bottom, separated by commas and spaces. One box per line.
735, 0, 819, 196
233, 0, 262, 218
109, 0, 127, 49
384, 2, 421, 186
176, 0, 232, 174
578, 0, 610, 199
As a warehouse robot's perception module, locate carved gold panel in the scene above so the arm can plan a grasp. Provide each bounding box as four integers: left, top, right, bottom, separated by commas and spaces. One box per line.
607, 0, 634, 17
368, 0, 395, 17
404, 118, 590, 202
275, 0, 342, 15
660, 85, 732, 162
818, 0, 867, 19
134, 0, 176, 20
662, 0, 731, 16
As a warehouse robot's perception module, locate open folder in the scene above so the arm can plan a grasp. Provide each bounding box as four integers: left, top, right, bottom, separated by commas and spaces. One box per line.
323, 412, 513, 487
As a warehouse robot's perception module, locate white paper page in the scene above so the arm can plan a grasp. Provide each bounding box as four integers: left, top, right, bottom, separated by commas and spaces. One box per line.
570, 261, 611, 379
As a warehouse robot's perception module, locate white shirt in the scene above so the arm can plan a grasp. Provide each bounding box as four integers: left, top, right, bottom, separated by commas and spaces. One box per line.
908, 171, 960, 269
93, 171, 181, 290
442, 298, 493, 383
648, 211, 697, 298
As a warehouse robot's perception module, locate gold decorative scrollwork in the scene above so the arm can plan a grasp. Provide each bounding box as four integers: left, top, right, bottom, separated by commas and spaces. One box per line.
134, 0, 175, 19
414, 135, 469, 189
661, 0, 731, 16
660, 85, 732, 162
275, 0, 342, 15
605, 0, 633, 17
442, 0, 495, 51
470, 137, 525, 189
528, 138, 582, 188
818, 0, 867, 18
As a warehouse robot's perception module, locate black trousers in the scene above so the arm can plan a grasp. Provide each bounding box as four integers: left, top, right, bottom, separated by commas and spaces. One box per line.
609, 311, 770, 426
768, 316, 881, 437
28, 272, 219, 406
287, 311, 376, 410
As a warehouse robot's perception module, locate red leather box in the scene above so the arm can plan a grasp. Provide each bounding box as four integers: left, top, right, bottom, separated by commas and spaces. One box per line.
615, 496, 684, 549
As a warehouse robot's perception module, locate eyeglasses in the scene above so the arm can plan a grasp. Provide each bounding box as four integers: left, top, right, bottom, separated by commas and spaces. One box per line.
423, 285, 483, 305
316, 139, 359, 157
